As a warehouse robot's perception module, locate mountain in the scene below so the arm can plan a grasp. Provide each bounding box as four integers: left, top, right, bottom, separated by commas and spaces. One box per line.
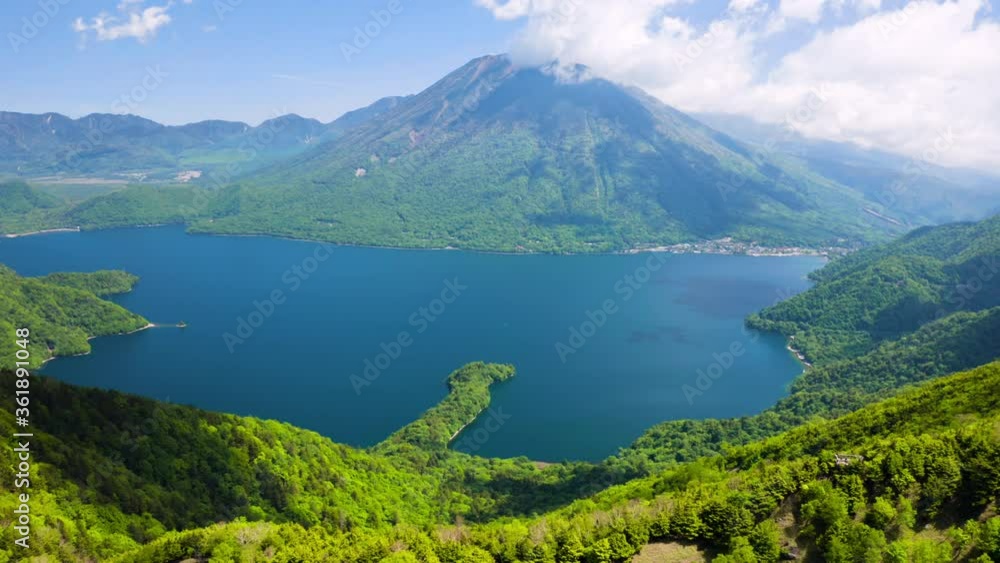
696, 112, 1000, 225
5, 55, 998, 251
748, 213, 1000, 363
0, 103, 392, 181
326, 95, 411, 135
195, 55, 920, 252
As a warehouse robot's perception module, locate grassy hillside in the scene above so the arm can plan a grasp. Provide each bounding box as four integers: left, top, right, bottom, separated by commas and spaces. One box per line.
63, 184, 207, 229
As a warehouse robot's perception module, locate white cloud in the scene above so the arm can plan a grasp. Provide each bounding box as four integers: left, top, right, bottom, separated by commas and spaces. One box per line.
477, 0, 1000, 172
729, 0, 762, 13
779, 0, 828, 22
475, 0, 534, 20
74, 1, 176, 44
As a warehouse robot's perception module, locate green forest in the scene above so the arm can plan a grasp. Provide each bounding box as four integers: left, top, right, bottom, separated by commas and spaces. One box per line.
0, 266, 148, 369
0, 213, 998, 562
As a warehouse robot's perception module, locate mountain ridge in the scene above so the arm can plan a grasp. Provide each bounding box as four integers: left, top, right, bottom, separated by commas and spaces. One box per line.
3, 55, 999, 253
195, 54, 910, 251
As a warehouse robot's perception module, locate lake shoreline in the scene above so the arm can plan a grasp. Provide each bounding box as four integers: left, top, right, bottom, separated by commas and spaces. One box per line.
39, 321, 189, 368
7, 224, 823, 461
3, 227, 81, 239
786, 337, 813, 368
189, 225, 847, 258
2, 222, 847, 258
40, 323, 157, 367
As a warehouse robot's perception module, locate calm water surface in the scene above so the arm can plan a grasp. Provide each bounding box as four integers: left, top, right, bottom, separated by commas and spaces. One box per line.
0, 226, 822, 460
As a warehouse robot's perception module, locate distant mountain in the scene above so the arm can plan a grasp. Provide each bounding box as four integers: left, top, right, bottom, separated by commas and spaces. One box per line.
326, 95, 410, 135
0, 101, 394, 180
171, 119, 250, 142
5, 55, 999, 251
696, 112, 1000, 225
199, 55, 911, 251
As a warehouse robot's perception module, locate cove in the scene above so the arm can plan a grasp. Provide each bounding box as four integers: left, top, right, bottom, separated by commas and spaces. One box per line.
0, 226, 823, 461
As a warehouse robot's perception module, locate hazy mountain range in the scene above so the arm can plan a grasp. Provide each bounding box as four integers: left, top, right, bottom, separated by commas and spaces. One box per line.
2, 54, 998, 252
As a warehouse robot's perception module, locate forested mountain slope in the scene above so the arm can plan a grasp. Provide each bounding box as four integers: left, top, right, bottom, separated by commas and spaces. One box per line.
0, 265, 147, 368
193, 55, 906, 252
5, 56, 999, 253
695, 111, 1000, 226
6, 361, 996, 562
748, 214, 1000, 364
0, 181, 67, 234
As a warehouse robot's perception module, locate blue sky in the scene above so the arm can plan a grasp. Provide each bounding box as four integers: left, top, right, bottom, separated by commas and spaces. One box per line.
1, 0, 997, 171
0, 1, 519, 124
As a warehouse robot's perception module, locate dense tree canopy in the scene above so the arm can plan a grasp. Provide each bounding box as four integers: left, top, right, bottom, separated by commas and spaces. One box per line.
2, 214, 998, 561
0, 265, 148, 368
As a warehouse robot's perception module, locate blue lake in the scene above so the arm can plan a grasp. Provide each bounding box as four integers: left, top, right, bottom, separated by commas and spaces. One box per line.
0, 226, 822, 461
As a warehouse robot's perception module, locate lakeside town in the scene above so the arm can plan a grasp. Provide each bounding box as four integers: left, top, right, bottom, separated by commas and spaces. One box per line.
625, 236, 857, 258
